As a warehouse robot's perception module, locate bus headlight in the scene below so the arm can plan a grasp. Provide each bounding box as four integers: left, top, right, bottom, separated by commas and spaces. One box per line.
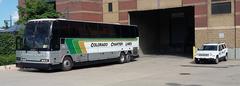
40, 59, 49, 62
16, 57, 21, 61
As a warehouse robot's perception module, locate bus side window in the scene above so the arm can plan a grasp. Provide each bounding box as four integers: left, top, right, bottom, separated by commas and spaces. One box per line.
87, 23, 98, 38
134, 26, 139, 37
59, 21, 70, 38
120, 26, 131, 38
76, 22, 87, 38
51, 21, 61, 50
114, 25, 121, 38
98, 24, 115, 38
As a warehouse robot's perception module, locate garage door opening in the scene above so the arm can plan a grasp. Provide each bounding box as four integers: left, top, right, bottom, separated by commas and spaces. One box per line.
129, 6, 195, 56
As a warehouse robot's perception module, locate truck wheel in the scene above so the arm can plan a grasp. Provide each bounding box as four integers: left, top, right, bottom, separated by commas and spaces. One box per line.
223, 53, 228, 61
118, 52, 126, 64
214, 56, 219, 64
62, 56, 73, 71
125, 52, 132, 63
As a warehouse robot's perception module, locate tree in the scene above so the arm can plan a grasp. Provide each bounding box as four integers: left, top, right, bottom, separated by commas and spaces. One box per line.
17, 0, 62, 24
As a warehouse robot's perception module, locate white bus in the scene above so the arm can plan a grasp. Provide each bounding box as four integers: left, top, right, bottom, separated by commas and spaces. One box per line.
16, 19, 139, 71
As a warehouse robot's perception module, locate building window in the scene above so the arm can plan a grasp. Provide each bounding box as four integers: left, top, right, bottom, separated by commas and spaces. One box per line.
211, 2, 231, 14
108, 3, 113, 12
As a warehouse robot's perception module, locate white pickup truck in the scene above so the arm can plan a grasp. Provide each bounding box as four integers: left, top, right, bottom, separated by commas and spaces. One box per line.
195, 43, 228, 64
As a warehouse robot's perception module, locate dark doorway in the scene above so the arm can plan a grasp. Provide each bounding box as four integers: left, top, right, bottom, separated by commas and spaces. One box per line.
129, 6, 195, 56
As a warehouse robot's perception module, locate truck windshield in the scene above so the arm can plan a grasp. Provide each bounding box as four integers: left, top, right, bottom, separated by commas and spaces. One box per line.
24, 21, 51, 50
202, 45, 217, 51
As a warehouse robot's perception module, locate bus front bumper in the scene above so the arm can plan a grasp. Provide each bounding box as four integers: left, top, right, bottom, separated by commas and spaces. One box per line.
16, 63, 62, 70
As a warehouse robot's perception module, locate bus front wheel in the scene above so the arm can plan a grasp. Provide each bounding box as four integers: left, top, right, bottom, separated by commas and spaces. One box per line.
62, 56, 73, 71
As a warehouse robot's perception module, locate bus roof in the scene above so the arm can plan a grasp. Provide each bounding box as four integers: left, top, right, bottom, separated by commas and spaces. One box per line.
28, 18, 67, 22
28, 18, 137, 27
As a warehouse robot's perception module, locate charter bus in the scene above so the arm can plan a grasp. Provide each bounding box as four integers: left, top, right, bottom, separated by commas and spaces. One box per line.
16, 19, 139, 71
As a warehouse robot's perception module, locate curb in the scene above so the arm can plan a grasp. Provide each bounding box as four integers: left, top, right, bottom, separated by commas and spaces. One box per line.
0, 64, 19, 71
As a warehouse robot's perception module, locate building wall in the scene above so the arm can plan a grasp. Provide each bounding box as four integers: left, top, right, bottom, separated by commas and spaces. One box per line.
102, 0, 119, 23
118, 0, 137, 24
56, 0, 103, 22
19, 0, 240, 59
55, 0, 240, 59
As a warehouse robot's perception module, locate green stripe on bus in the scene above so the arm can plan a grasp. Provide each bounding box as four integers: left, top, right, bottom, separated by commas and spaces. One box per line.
73, 39, 82, 54
65, 39, 76, 54
65, 38, 138, 54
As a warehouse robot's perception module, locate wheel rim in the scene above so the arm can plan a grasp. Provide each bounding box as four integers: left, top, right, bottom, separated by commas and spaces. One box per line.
63, 59, 72, 69
126, 54, 130, 62
216, 58, 219, 63
120, 54, 125, 62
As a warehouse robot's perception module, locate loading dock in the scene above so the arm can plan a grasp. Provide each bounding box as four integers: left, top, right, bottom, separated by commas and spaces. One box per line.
129, 6, 195, 56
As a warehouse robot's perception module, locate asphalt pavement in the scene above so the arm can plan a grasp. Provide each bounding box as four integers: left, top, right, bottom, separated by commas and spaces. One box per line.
0, 55, 240, 86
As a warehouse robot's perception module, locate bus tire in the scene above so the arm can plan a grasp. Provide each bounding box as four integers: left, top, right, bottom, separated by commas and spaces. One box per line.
125, 52, 131, 63
62, 56, 73, 71
118, 52, 126, 64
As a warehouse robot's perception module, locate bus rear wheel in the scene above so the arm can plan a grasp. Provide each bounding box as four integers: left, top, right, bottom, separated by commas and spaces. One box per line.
125, 52, 132, 63
62, 56, 73, 71
118, 52, 126, 64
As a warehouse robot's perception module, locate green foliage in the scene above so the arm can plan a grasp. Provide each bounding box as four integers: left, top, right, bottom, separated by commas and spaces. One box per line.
17, 0, 62, 24
0, 33, 16, 55
0, 33, 16, 66
0, 54, 16, 66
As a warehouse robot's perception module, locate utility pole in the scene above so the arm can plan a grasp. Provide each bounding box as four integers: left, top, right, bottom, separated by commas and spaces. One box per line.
4, 15, 13, 29
10, 15, 12, 27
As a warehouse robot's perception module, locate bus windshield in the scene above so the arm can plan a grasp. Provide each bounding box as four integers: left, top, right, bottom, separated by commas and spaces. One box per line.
24, 21, 51, 50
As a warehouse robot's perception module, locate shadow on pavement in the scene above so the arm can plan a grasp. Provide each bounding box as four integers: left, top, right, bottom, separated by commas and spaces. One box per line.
166, 82, 202, 86
18, 60, 137, 73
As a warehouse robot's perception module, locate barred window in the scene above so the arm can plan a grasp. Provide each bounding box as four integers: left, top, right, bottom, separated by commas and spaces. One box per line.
108, 3, 113, 12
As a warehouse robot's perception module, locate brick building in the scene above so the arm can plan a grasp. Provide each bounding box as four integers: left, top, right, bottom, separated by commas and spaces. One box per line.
19, 0, 240, 59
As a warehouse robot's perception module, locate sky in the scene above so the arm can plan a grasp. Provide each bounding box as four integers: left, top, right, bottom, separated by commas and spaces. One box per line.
0, 0, 19, 27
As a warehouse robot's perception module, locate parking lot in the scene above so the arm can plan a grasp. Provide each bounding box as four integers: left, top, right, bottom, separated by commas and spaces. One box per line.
0, 55, 240, 86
